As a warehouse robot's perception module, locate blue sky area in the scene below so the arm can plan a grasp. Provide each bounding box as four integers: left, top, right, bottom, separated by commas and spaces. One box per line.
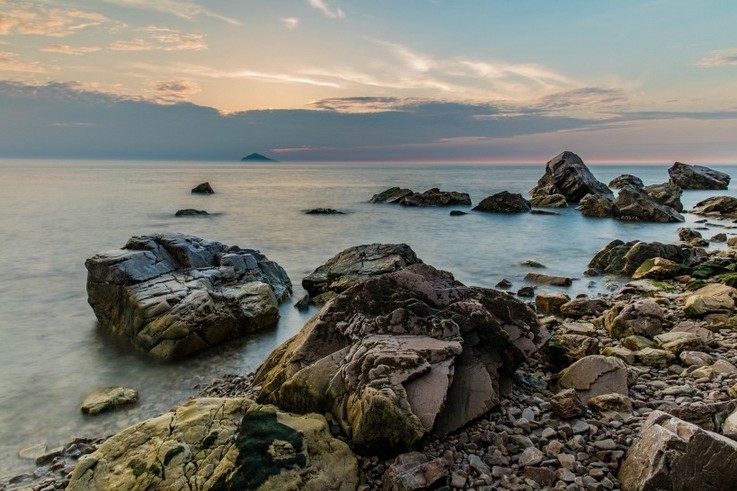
1, 0, 736, 162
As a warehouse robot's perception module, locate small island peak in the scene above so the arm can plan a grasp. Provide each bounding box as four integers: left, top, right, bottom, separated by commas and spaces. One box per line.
241, 152, 277, 162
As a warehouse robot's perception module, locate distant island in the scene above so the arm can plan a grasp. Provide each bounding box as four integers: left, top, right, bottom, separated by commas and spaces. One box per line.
241, 152, 277, 162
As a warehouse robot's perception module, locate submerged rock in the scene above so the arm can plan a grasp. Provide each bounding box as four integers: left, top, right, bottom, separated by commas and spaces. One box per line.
255, 263, 549, 454
175, 208, 209, 217
85, 233, 292, 360
67, 398, 359, 491
399, 188, 472, 207
529, 151, 613, 204
668, 161, 730, 190
304, 208, 345, 215
80, 387, 138, 415
529, 193, 567, 208
191, 182, 214, 194
473, 191, 531, 213
369, 187, 413, 204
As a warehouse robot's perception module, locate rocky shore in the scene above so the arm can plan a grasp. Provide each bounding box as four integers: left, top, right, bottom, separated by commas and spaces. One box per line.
4, 154, 737, 490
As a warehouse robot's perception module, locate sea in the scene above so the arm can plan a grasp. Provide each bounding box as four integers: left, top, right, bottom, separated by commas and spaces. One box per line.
0, 159, 734, 479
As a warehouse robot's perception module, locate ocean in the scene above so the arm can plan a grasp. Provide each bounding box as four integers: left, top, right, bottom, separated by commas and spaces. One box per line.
0, 159, 733, 478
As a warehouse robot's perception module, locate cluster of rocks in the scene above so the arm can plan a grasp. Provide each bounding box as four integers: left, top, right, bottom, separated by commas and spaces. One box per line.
369, 151, 729, 225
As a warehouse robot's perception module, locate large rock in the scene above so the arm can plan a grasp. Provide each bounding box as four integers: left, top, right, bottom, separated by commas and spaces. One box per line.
619, 410, 737, 491
692, 196, 737, 218
643, 182, 683, 212
602, 299, 666, 339
609, 174, 644, 189
370, 187, 413, 204
631, 257, 681, 280
85, 234, 292, 360
399, 188, 471, 207
612, 185, 684, 223
558, 355, 629, 404
301, 243, 422, 303
588, 240, 694, 276
668, 162, 730, 190
577, 193, 613, 218
67, 398, 359, 491
473, 191, 531, 213
683, 283, 737, 317
255, 263, 549, 454
529, 151, 613, 204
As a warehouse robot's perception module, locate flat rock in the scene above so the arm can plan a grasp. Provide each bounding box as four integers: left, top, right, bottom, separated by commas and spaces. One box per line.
692, 195, 737, 218
369, 187, 413, 204
524, 272, 573, 287
559, 355, 629, 404
175, 208, 208, 217
81, 387, 138, 415
399, 188, 471, 207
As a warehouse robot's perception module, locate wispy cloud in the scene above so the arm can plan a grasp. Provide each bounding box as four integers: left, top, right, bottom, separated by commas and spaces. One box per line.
101, 0, 241, 25
143, 63, 343, 88
377, 41, 435, 73
307, 0, 344, 19
697, 48, 737, 67
534, 88, 626, 111
41, 44, 102, 55
110, 26, 206, 51
0, 49, 50, 72
0, 1, 109, 37
150, 78, 201, 103
281, 17, 299, 29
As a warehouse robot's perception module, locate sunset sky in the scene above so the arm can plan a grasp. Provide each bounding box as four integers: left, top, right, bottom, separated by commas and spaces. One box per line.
1, 0, 737, 162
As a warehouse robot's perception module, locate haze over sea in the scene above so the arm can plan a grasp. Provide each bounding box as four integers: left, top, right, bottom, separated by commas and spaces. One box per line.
0, 158, 734, 478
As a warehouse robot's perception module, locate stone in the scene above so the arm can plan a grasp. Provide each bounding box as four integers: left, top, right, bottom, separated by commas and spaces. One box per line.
529, 193, 568, 208
723, 410, 737, 440
175, 208, 208, 217
679, 350, 714, 367
634, 347, 675, 368
255, 263, 549, 454
524, 272, 573, 287
588, 240, 693, 276
550, 389, 587, 419
621, 335, 655, 351
521, 259, 546, 268
643, 182, 683, 212
653, 331, 706, 355
301, 243, 422, 301
683, 283, 737, 317
473, 191, 531, 213
517, 286, 535, 297
85, 234, 292, 360
560, 321, 596, 336
559, 297, 609, 318
191, 182, 214, 194
518, 447, 544, 467
609, 174, 644, 189
449, 210, 467, 216
369, 187, 413, 204
304, 208, 346, 215
711, 233, 728, 242
559, 355, 629, 404
529, 151, 613, 203
535, 292, 571, 316
81, 387, 138, 415
611, 185, 684, 223
66, 398, 359, 491
602, 299, 665, 339
619, 410, 737, 491
496, 278, 512, 289
578, 193, 614, 218
541, 334, 601, 371
656, 400, 737, 432
678, 227, 702, 242
692, 196, 737, 218
671, 320, 714, 343
381, 451, 448, 490
588, 393, 633, 414
631, 257, 681, 280
601, 346, 635, 365
668, 161, 730, 190
399, 188, 471, 207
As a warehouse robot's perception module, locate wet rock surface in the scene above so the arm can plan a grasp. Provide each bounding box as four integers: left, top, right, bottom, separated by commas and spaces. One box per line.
530, 151, 614, 203
668, 161, 730, 190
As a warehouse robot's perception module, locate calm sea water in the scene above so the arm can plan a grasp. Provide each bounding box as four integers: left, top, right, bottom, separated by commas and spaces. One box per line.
0, 159, 734, 478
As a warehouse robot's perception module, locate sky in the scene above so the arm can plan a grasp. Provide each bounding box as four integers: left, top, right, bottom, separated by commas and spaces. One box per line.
1, 0, 737, 162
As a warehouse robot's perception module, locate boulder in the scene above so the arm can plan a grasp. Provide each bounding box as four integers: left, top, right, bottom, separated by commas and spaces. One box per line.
550, 389, 586, 419
473, 191, 531, 213
619, 410, 737, 491
577, 193, 613, 218
631, 257, 681, 280
369, 187, 413, 204
559, 297, 609, 319
609, 174, 644, 189
175, 208, 209, 217
529, 193, 567, 208
678, 227, 702, 242
643, 182, 683, 212
399, 188, 471, 207
540, 334, 601, 371
668, 162, 730, 190
524, 272, 573, 287
66, 398, 359, 491
654, 331, 706, 355
85, 234, 292, 360
634, 347, 675, 368
535, 292, 571, 316
254, 263, 549, 454
602, 299, 665, 339
301, 243, 422, 302
612, 185, 684, 223
588, 240, 694, 276
191, 182, 214, 194
80, 387, 138, 415
683, 283, 737, 317
529, 151, 613, 203
588, 393, 633, 414
692, 196, 737, 218
558, 355, 629, 404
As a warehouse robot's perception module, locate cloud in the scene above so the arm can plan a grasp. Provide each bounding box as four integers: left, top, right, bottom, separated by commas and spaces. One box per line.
377, 41, 436, 73
0, 49, 50, 72
281, 17, 299, 29
101, 0, 241, 25
307, 0, 344, 19
110, 27, 206, 51
0, 1, 108, 37
534, 88, 626, 111
697, 48, 737, 67
41, 44, 102, 55
151, 78, 201, 103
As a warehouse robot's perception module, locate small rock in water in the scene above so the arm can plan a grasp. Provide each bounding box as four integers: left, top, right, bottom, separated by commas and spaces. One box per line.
496, 278, 512, 289
304, 208, 345, 215
191, 182, 214, 194
175, 208, 208, 217
80, 386, 138, 415
517, 286, 535, 297
521, 259, 546, 268
449, 210, 467, 216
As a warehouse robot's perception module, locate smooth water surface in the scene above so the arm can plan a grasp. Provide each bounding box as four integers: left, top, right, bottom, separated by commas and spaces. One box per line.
0, 159, 733, 477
